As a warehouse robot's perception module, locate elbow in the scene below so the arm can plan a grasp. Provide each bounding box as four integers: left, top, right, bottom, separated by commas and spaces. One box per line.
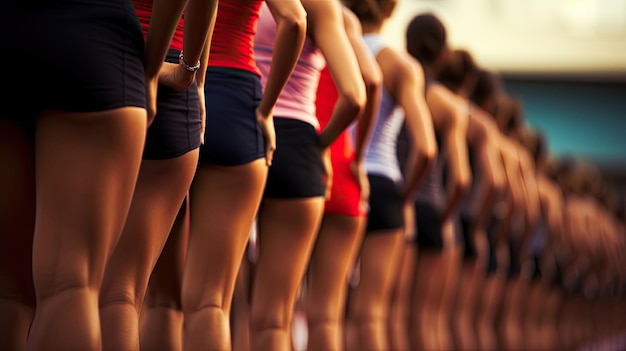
417, 142, 437, 173
363, 66, 383, 96
277, 8, 307, 37
457, 174, 472, 199
490, 174, 507, 198
341, 84, 367, 118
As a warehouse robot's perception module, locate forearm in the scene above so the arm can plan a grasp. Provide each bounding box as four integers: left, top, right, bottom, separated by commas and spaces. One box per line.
144, 0, 189, 78
353, 79, 381, 163
442, 135, 471, 221
195, 36, 210, 89
319, 97, 363, 148
182, 0, 218, 67
475, 179, 499, 232
402, 148, 435, 203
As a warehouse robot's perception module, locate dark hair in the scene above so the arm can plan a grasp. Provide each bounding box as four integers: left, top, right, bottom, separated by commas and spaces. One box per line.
437, 49, 478, 93
495, 95, 525, 135
406, 13, 446, 65
470, 69, 499, 111
522, 128, 547, 165
344, 0, 388, 24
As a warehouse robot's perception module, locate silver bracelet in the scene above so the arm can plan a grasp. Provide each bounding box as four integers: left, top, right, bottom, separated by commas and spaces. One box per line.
178, 51, 201, 72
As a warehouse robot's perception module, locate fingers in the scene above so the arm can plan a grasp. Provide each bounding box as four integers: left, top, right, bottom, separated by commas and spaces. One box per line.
158, 63, 196, 91
255, 108, 276, 167
403, 202, 416, 240
145, 79, 158, 127
265, 142, 275, 166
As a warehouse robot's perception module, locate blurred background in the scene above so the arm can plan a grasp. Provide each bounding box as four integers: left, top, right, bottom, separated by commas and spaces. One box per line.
379, 0, 626, 197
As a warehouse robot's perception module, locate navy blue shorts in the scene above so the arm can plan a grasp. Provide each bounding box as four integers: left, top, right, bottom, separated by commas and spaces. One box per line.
364, 175, 404, 233
414, 201, 444, 250
199, 68, 265, 166
263, 118, 323, 199
144, 49, 201, 160
508, 234, 522, 279
460, 216, 478, 260
485, 216, 500, 275
1, 0, 146, 125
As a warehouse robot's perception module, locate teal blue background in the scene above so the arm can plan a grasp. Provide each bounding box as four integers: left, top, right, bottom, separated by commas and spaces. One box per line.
502, 78, 626, 165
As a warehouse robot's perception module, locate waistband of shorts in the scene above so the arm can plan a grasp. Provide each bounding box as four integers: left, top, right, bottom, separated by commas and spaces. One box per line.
207, 66, 261, 79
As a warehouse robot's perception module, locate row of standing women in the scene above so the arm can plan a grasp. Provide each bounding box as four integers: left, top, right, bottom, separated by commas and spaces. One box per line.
1, 0, 219, 349
1, 1, 624, 351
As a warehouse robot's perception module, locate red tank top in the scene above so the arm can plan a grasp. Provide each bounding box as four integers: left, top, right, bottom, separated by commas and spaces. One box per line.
209, 0, 263, 76
133, 0, 184, 51
316, 66, 355, 159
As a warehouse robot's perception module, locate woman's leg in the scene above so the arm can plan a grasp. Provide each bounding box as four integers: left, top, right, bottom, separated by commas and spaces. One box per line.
410, 220, 461, 351
344, 260, 360, 351
306, 214, 365, 351
453, 230, 488, 351
348, 230, 404, 351
438, 222, 463, 351
140, 200, 190, 351
28, 108, 146, 350
388, 242, 416, 351
0, 120, 36, 350
476, 242, 509, 351
183, 161, 268, 351
232, 241, 255, 351
100, 150, 199, 351
410, 250, 442, 351
250, 198, 324, 351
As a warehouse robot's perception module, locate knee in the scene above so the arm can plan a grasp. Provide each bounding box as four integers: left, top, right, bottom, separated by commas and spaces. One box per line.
0, 296, 35, 317
307, 312, 339, 330
183, 302, 225, 318
36, 278, 94, 303
250, 309, 290, 333
99, 286, 139, 311
144, 294, 183, 312
0, 284, 35, 310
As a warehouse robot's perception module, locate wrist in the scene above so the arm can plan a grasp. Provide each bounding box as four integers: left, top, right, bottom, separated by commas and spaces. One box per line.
178, 51, 201, 72
318, 132, 330, 149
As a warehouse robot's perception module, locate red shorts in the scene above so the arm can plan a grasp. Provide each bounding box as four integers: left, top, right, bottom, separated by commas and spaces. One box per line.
324, 131, 364, 217
316, 66, 363, 217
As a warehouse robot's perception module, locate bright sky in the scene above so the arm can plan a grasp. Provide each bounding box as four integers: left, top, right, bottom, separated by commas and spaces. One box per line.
380, 0, 626, 73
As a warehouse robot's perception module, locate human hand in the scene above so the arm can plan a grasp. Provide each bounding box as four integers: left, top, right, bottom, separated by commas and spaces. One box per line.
350, 160, 370, 215
256, 107, 276, 166
197, 84, 206, 145
145, 75, 158, 126
403, 200, 416, 241
159, 62, 196, 91
321, 147, 333, 200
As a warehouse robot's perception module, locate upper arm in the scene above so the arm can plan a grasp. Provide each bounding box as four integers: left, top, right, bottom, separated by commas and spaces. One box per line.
519, 151, 541, 223
442, 95, 471, 188
265, 0, 307, 25
301, 0, 365, 104
341, 7, 382, 89
396, 59, 437, 160
501, 145, 525, 210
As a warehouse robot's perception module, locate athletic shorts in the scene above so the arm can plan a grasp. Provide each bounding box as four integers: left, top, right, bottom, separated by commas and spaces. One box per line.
263, 118, 324, 199
508, 234, 522, 279
1, 0, 145, 126
485, 216, 500, 275
460, 216, 478, 260
365, 174, 404, 233
144, 49, 201, 160
200, 68, 265, 166
413, 201, 444, 250
531, 254, 542, 281
324, 133, 362, 217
